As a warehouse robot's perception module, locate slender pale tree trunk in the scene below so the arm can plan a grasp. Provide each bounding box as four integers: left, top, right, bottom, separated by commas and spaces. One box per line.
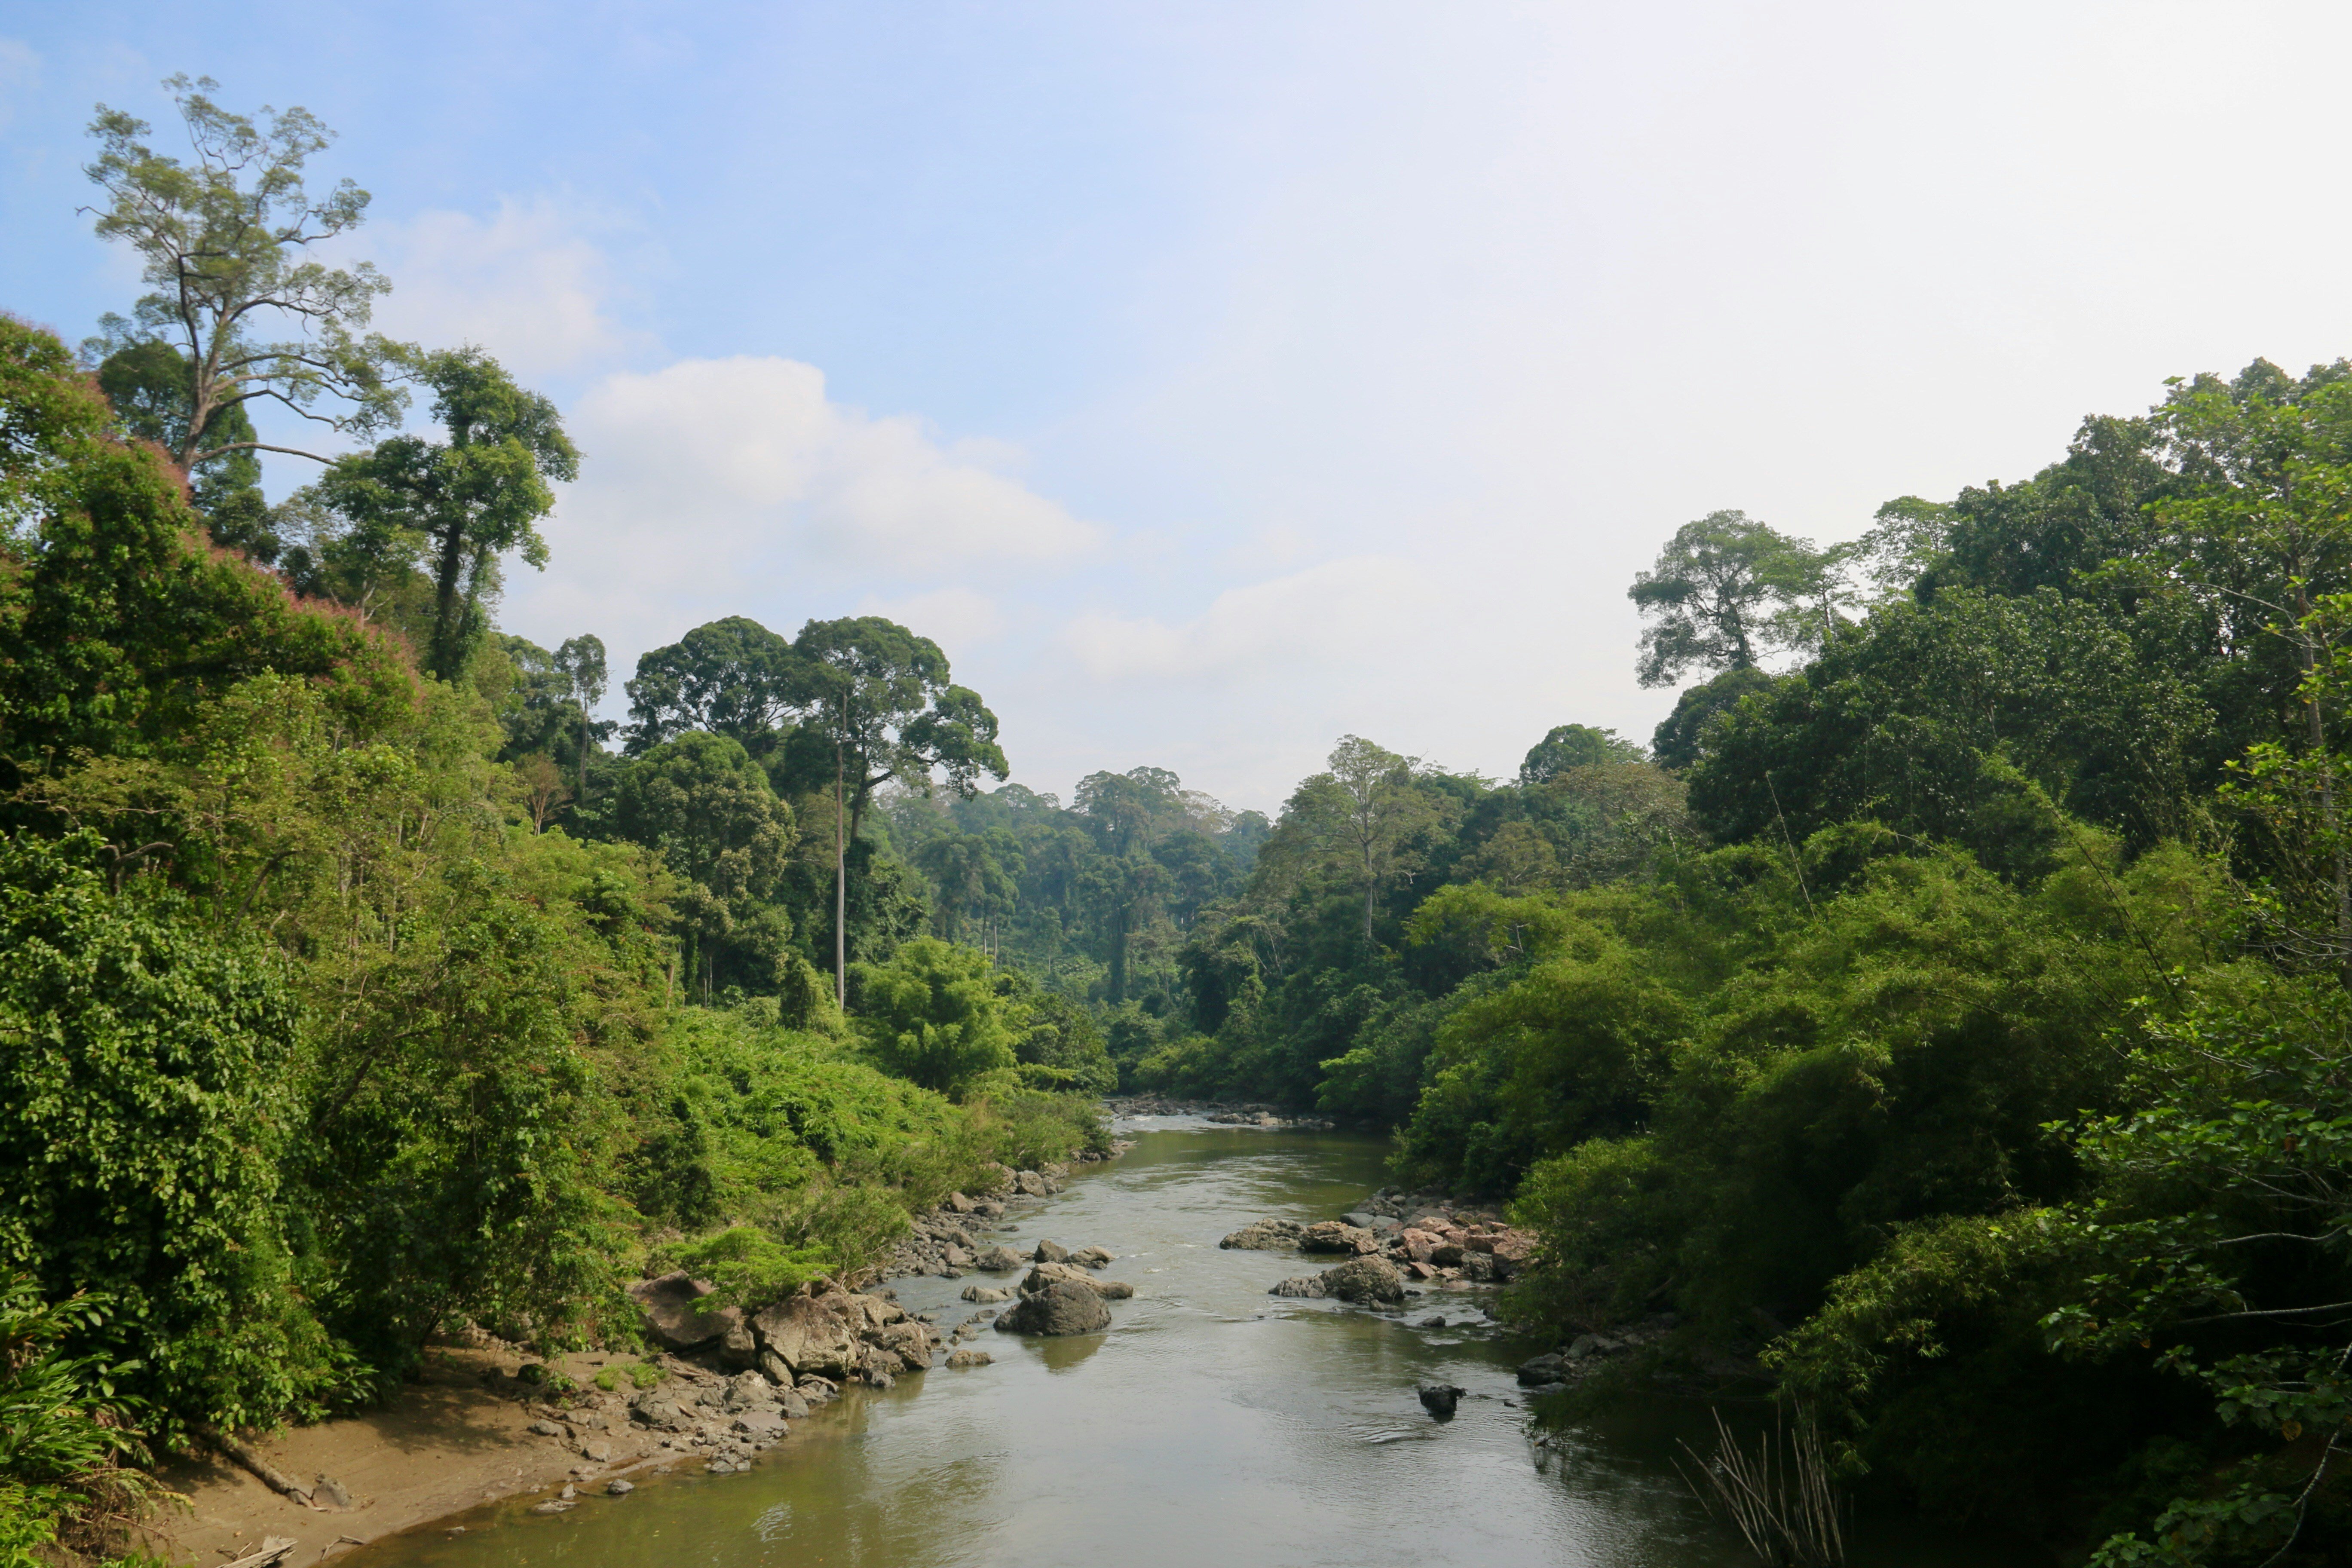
835, 735, 848, 1011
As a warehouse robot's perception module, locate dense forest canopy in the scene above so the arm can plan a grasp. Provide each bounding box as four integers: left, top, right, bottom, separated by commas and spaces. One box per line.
5, 74, 2352, 1568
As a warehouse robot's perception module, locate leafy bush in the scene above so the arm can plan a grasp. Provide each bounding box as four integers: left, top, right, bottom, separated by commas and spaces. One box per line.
0, 835, 347, 1435
668, 1225, 826, 1309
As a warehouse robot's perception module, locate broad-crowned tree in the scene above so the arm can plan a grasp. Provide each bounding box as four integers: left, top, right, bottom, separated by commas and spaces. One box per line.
313, 348, 577, 682
625, 616, 798, 754
82, 77, 409, 474
1518, 723, 1642, 784
791, 616, 1008, 1007
1627, 510, 1827, 686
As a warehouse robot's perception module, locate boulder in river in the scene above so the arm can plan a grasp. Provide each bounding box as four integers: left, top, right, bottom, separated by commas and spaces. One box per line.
1220, 1219, 1304, 1250
1320, 1256, 1406, 1305
751, 1294, 860, 1378
1023, 1261, 1134, 1298
1268, 1275, 1327, 1298
1418, 1381, 1466, 1419
1033, 1238, 1071, 1263
995, 1278, 1112, 1335
1069, 1246, 1115, 1268
627, 1271, 741, 1352
1298, 1220, 1379, 1255
945, 1348, 993, 1369
961, 1283, 1013, 1303
972, 1245, 1026, 1271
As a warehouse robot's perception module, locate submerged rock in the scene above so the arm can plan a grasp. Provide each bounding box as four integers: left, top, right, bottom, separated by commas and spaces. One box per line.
961, 1283, 1014, 1304
1268, 1275, 1328, 1298
945, 1348, 993, 1369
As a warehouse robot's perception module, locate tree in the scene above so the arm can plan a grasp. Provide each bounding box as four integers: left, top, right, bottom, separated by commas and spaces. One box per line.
0, 315, 398, 802
554, 634, 608, 803
1278, 736, 1458, 945
1649, 665, 1778, 771
0, 833, 332, 1435
851, 937, 1019, 1093
1518, 723, 1642, 784
624, 616, 799, 754
913, 830, 1021, 945
89, 337, 274, 559
790, 617, 1008, 1008
1628, 510, 1826, 686
614, 732, 796, 998
313, 348, 578, 682
81, 76, 408, 473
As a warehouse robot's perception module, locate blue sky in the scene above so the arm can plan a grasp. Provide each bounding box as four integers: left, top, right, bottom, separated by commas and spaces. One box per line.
6, 2, 2352, 809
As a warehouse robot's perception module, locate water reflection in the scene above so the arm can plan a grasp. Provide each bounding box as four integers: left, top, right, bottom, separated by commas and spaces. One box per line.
347, 1124, 2029, 1568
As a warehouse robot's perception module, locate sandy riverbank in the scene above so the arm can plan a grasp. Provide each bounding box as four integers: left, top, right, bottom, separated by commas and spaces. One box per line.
137, 1342, 706, 1566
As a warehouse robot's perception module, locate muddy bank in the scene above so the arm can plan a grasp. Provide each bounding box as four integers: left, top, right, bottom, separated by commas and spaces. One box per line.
143, 1158, 1129, 1565
141, 1341, 714, 1566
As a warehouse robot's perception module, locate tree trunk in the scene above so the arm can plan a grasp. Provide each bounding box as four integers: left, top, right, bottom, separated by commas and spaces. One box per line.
835, 737, 848, 1011
426, 523, 470, 681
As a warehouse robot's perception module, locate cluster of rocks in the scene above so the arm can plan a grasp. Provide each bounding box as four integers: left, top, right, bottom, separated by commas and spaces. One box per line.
622, 1366, 815, 1474
876, 1159, 1128, 1279
628, 1272, 946, 1399
1268, 1254, 1409, 1305
971, 1239, 1133, 1335
1102, 1097, 1333, 1129
1222, 1188, 1536, 1288
1514, 1317, 1678, 1391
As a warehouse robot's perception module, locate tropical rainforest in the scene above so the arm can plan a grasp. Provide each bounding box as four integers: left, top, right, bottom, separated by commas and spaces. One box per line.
4, 76, 2350, 1568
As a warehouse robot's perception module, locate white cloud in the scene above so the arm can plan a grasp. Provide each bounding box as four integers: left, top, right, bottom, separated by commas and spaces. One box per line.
503, 355, 1097, 681
1061, 555, 1427, 683
857, 585, 1004, 649
558, 355, 1099, 577
369, 196, 647, 377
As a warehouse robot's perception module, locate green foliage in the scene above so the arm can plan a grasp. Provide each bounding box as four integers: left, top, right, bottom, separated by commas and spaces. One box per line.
668, 1226, 825, 1311
852, 937, 1020, 1093
0, 833, 343, 1433
312, 347, 578, 682
1518, 723, 1642, 783
80, 76, 409, 472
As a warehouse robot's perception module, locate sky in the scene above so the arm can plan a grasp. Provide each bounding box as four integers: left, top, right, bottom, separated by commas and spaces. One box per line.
4, 2, 2351, 812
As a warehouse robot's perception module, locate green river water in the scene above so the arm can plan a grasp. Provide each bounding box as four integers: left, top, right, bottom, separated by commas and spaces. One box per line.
348, 1119, 2036, 1568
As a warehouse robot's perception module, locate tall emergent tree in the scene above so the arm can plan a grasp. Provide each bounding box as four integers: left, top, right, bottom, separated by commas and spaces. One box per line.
314, 348, 578, 682
554, 634, 607, 802
791, 617, 1008, 1007
1627, 509, 1828, 686
82, 76, 409, 484
1277, 735, 1455, 944
624, 616, 801, 753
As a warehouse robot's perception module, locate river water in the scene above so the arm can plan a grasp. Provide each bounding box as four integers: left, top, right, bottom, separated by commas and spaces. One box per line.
350, 1120, 2031, 1568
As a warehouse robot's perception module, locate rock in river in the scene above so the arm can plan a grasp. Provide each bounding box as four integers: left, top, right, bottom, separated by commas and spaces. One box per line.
995, 1278, 1112, 1335
1268, 1275, 1327, 1298
961, 1283, 1014, 1304
1321, 1256, 1406, 1305
1298, 1220, 1379, 1255
1220, 1218, 1304, 1250
971, 1245, 1026, 1271
1023, 1261, 1133, 1298
1418, 1381, 1466, 1419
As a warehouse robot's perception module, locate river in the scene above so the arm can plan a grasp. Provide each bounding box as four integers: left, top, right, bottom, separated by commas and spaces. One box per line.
348, 1118, 2035, 1568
